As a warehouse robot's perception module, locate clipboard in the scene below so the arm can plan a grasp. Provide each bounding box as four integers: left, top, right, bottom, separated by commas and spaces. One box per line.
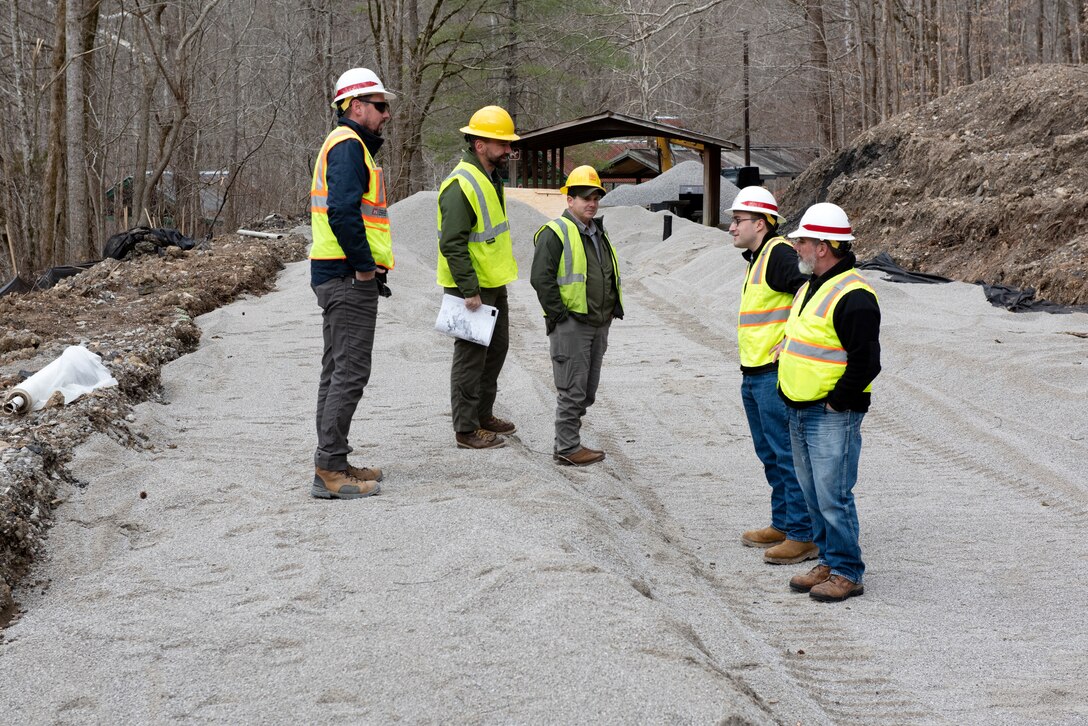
434, 293, 499, 347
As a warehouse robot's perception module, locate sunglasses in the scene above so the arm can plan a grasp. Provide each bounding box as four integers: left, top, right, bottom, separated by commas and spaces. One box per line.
355, 98, 389, 113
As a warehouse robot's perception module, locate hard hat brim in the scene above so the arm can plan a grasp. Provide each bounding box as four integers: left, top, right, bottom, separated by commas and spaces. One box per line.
728, 202, 785, 226
560, 184, 606, 197
787, 229, 855, 241
460, 125, 521, 141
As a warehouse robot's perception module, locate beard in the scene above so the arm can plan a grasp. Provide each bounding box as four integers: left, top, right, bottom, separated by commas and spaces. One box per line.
798, 259, 815, 275
487, 150, 510, 167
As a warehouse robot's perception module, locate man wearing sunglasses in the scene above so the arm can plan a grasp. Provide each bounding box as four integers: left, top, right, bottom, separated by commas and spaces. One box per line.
308, 67, 395, 500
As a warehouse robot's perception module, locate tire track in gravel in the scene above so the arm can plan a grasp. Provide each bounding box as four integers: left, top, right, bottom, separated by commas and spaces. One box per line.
497, 268, 937, 723
876, 372, 1088, 522
612, 274, 941, 724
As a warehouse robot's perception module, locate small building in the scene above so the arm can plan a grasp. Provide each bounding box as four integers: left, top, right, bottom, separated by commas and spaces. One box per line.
512, 111, 740, 227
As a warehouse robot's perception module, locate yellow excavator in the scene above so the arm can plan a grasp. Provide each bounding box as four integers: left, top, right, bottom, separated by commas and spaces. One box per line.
655, 136, 704, 172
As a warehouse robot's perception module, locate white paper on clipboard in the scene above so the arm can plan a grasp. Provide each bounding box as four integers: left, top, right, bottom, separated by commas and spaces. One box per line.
434, 293, 499, 347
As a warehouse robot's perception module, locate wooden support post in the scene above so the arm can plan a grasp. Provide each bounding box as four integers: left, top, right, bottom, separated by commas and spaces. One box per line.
703, 145, 722, 227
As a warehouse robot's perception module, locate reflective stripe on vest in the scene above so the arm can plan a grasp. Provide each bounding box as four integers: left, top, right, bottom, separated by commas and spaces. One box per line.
737, 236, 795, 368
534, 216, 623, 316
778, 269, 877, 402
309, 126, 394, 269
447, 169, 511, 242
435, 161, 517, 288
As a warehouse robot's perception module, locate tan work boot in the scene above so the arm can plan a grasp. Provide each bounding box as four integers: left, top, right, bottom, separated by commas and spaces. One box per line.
480, 415, 516, 435
553, 447, 606, 466
347, 464, 383, 482
789, 564, 832, 593
456, 429, 506, 449
741, 526, 786, 549
764, 539, 820, 565
312, 467, 381, 500
809, 574, 864, 602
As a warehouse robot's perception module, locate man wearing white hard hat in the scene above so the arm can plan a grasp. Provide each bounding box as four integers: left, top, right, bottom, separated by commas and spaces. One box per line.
308, 67, 396, 500
728, 186, 815, 565
530, 166, 624, 467
778, 202, 881, 602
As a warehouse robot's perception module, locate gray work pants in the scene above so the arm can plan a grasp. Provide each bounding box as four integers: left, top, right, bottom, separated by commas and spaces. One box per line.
313, 276, 379, 470
550, 316, 610, 454
447, 286, 509, 433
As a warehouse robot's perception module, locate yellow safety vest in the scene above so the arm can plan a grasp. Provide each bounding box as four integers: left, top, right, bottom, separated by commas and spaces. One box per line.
534, 217, 623, 314
436, 161, 517, 288
737, 236, 794, 368
778, 269, 878, 402
309, 126, 394, 269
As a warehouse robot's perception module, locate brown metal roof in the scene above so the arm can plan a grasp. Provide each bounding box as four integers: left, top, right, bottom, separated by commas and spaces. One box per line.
514, 111, 740, 151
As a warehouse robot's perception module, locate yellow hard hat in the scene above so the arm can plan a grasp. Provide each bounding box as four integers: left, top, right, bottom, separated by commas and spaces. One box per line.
460, 105, 520, 141
560, 165, 605, 196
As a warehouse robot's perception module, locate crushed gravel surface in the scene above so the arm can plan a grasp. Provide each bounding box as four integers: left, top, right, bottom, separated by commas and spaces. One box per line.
0, 225, 309, 624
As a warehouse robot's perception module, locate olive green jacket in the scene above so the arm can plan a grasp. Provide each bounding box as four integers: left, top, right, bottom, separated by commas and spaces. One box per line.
437, 151, 508, 297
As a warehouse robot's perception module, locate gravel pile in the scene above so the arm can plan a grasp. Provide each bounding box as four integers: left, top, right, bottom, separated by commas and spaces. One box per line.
601, 160, 741, 214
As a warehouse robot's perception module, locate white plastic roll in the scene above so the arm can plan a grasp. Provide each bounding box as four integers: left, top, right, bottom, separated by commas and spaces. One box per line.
2, 345, 118, 416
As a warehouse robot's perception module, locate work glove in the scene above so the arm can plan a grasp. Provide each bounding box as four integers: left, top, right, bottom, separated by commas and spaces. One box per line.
375, 269, 392, 298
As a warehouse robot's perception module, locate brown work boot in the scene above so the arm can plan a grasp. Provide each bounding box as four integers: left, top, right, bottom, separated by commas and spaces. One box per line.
456, 429, 506, 449
789, 564, 832, 593
480, 415, 516, 435
312, 467, 381, 500
741, 526, 786, 549
809, 574, 864, 602
764, 539, 820, 565
347, 464, 384, 482
553, 447, 606, 466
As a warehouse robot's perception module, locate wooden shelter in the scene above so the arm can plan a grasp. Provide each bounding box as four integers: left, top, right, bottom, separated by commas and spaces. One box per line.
512, 111, 739, 227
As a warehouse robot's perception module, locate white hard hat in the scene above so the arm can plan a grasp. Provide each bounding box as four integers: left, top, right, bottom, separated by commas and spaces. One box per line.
788, 202, 855, 241
331, 67, 396, 108
729, 186, 785, 226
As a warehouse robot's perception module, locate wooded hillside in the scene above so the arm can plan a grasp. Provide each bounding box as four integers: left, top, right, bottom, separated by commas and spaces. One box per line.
1, 0, 1085, 281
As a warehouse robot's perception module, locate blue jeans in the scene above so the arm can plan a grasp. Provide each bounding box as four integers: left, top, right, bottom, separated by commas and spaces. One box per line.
788, 405, 866, 584
741, 371, 811, 541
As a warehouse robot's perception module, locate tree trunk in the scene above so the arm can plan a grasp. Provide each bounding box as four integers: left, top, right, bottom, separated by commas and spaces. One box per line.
81, 0, 102, 259
1037, 0, 1046, 61
40, 0, 68, 271
803, 0, 834, 151
960, 0, 973, 85
65, 0, 88, 262
1079, 0, 1087, 62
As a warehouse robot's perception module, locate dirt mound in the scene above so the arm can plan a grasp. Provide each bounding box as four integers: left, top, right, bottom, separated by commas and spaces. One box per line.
0, 232, 308, 625
781, 64, 1088, 306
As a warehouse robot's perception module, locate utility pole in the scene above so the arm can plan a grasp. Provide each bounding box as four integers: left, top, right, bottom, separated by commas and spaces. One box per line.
506, 0, 518, 183
742, 29, 751, 166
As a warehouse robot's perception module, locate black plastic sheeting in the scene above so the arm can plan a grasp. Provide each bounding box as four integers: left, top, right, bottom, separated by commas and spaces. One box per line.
102, 226, 196, 260
2, 227, 199, 298
856, 251, 1086, 314
857, 252, 952, 284
976, 282, 1088, 314
0, 263, 97, 298
0, 275, 33, 297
